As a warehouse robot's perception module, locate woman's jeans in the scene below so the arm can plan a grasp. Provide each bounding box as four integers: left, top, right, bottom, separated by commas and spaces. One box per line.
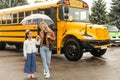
24, 53, 36, 73
40, 46, 52, 73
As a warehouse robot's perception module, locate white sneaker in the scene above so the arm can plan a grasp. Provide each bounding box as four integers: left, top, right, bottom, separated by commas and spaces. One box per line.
45, 72, 50, 78
43, 70, 47, 76
43, 72, 47, 76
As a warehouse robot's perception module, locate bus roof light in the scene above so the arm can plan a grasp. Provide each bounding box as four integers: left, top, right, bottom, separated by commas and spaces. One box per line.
83, 2, 89, 8
63, 0, 69, 5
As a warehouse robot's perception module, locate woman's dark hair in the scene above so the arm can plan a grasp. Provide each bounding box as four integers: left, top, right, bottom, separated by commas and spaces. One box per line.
25, 30, 31, 40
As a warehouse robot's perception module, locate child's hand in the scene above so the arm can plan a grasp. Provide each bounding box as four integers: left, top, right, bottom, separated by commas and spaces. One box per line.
24, 57, 27, 61
36, 35, 40, 41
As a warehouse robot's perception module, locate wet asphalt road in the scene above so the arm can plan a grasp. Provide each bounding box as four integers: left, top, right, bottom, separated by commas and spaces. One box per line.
0, 46, 120, 80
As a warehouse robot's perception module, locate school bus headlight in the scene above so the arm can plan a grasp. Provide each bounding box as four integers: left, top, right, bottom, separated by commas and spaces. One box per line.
82, 35, 95, 40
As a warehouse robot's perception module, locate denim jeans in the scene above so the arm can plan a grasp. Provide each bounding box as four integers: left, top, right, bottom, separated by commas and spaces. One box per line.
40, 46, 52, 73
24, 53, 36, 73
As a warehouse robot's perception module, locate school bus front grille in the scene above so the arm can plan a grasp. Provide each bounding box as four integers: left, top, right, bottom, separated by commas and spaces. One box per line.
95, 28, 109, 39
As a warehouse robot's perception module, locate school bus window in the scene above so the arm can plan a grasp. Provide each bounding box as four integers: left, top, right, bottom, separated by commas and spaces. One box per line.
44, 8, 57, 22
19, 12, 24, 23
2, 14, 6, 24
33, 10, 38, 14
80, 10, 88, 21
7, 14, 12, 24
74, 12, 80, 21
13, 13, 17, 23
68, 7, 89, 21
38, 9, 42, 14
44, 8, 51, 16
25, 11, 31, 17
0, 15, 1, 24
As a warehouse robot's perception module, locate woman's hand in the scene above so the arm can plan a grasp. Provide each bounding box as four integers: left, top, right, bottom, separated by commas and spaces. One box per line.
47, 33, 51, 38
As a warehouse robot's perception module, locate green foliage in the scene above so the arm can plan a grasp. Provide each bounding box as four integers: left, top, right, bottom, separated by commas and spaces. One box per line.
0, 0, 9, 9
90, 0, 108, 24
0, 0, 27, 9
109, 0, 120, 28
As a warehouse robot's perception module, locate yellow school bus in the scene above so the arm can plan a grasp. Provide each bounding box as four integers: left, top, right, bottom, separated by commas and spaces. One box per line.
0, 0, 111, 61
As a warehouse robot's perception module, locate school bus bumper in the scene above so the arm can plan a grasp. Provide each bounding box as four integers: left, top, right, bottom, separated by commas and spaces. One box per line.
80, 40, 111, 49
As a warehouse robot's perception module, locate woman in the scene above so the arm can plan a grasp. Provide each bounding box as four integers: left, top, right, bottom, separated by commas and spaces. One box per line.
23, 30, 37, 78
39, 22, 55, 78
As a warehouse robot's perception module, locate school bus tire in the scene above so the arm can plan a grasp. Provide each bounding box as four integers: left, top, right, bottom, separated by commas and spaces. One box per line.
64, 38, 83, 61
0, 42, 6, 50
90, 49, 107, 57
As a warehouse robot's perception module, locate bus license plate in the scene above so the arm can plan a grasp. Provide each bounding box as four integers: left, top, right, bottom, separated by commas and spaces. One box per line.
101, 46, 107, 49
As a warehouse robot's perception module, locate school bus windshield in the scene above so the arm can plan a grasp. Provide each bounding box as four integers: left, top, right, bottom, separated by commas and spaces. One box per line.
60, 6, 89, 22
69, 7, 89, 22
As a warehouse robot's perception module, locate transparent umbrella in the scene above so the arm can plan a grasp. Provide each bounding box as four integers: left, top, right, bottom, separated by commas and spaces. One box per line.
21, 14, 54, 26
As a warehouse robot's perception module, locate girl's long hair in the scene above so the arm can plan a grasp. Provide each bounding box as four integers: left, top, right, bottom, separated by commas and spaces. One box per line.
25, 30, 31, 40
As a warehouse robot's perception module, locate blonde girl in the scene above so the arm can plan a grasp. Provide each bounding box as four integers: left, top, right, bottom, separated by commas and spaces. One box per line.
39, 22, 55, 78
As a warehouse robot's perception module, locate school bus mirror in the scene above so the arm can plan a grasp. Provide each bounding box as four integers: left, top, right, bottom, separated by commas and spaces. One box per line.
64, 6, 69, 13
64, 15, 69, 20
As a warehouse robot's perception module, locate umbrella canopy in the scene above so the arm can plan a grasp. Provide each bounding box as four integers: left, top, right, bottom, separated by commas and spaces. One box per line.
21, 14, 54, 26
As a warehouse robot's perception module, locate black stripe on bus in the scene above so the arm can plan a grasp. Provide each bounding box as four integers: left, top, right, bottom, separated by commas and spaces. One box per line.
0, 24, 38, 26
0, 30, 37, 32
0, 36, 36, 38
0, 36, 25, 38
0, 24, 22, 26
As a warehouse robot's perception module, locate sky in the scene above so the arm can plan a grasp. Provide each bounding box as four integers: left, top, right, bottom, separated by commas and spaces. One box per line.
28, 0, 112, 12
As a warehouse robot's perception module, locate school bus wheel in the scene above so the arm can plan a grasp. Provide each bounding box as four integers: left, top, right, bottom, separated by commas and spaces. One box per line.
0, 42, 6, 50
64, 38, 83, 61
90, 49, 107, 57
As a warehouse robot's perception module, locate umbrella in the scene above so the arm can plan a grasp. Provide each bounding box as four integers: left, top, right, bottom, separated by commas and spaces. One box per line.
21, 14, 54, 26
